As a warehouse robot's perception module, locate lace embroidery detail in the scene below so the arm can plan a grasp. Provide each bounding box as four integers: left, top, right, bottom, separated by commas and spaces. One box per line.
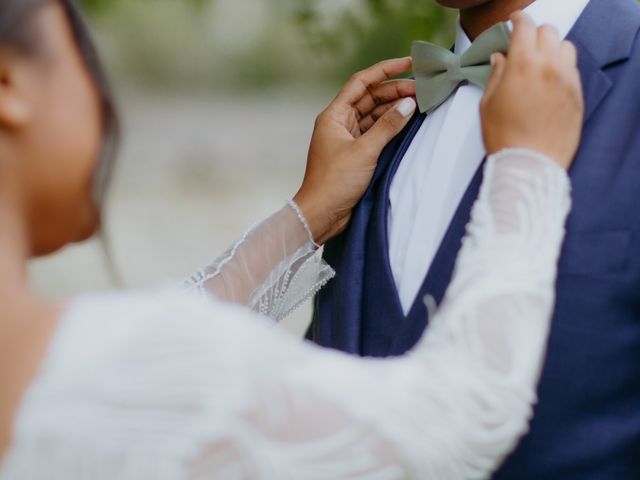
287, 199, 321, 249
183, 204, 335, 322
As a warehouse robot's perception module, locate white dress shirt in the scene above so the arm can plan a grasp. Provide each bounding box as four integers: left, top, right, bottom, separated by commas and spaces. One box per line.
388, 0, 590, 314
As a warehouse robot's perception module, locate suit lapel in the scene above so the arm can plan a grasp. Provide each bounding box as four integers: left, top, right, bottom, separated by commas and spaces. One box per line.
567, 0, 640, 124
572, 47, 613, 124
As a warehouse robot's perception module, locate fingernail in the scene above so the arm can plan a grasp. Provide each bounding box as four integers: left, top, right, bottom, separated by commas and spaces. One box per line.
490, 53, 497, 66
397, 97, 416, 118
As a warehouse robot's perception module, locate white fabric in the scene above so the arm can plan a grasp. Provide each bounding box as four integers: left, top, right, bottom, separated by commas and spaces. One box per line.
1, 150, 571, 479
388, 0, 590, 314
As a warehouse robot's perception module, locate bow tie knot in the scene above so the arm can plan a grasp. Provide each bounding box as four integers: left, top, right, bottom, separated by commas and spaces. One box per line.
444, 57, 465, 84
412, 22, 511, 113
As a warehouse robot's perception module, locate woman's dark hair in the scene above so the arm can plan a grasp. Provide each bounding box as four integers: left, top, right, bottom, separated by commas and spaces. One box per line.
1, 0, 121, 280
0, 0, 120, 206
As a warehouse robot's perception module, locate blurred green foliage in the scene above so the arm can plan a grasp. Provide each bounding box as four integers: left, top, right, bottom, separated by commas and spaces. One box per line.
293, 0, 455, 75
78, 0, 455, 91
80, 0, 212, 14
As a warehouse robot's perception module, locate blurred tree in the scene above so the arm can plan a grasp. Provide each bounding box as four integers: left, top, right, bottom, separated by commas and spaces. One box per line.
79, 0, 212, 15
77, 0, 456, 90
291, 0, 455, 77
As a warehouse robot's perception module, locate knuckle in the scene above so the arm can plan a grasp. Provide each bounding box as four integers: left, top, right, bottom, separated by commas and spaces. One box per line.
539, 24, 559, 37
353, 72, 372, 90
371, 89, 385, 105
562, 42, 578, 62
373, 59, 386, 70
360, 122, 373, 134
543, 62, 561, 79
516, 51, 537, 68
315, 110, 329, 125
479, 97, 490, 112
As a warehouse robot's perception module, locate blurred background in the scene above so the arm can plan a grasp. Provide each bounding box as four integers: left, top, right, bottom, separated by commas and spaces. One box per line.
29, 0, 455, 335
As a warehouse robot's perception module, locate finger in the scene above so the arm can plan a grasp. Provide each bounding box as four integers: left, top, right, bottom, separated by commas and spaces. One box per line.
484, 53, 507, 101
358, 102, 397, 133
561, 40, 578, 67
359, 97, 416, 154
335, 57, 413, 106
358, 116, 376, 134
509, 11, 537, 55
537, 24, 561, 54
354, 79, 416, 120
561, 41, 582, 95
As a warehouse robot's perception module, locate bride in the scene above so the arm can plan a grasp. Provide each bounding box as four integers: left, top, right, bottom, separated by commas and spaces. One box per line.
0, 1, 583, 479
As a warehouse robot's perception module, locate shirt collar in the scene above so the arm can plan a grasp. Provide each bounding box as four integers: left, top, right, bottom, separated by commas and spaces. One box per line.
454, 0, 591, 55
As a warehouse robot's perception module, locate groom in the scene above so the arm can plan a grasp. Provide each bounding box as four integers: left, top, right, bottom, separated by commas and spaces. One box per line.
309, 0, 640, 478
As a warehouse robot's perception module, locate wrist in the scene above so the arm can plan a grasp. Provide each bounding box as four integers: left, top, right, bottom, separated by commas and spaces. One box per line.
486, 142, 573, 171
292, 191, 345, 246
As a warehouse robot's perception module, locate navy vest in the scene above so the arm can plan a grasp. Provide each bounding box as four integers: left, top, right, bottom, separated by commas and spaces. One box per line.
310, 0, 640, 478
359, 114, 485, 357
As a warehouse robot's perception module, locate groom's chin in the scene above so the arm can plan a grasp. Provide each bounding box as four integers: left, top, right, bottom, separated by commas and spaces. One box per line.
435, 0, 494, 8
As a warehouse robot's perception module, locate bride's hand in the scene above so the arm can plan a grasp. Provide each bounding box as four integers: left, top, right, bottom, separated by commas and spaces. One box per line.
294, 58, 417, 245
481, 12, 584, 169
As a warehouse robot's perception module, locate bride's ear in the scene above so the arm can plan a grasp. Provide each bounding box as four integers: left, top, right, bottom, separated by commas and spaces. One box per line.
0, 49, 34, 131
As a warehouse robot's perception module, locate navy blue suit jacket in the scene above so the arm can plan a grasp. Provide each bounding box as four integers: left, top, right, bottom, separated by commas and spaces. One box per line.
310, 0, 640, 478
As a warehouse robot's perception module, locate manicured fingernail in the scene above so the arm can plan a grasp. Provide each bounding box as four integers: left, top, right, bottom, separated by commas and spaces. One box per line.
490, 53, 497, 66
397, 97, 416, 118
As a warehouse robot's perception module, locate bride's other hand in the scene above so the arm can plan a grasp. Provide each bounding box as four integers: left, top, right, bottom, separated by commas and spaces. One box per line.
294, 58, 416, 245
481, 12, 584, 170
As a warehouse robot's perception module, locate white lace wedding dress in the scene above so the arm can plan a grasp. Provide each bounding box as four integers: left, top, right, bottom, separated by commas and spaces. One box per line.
0, 149, 571, 480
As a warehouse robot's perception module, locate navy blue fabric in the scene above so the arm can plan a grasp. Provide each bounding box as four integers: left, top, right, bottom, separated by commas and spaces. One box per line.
309, 0, 640, 478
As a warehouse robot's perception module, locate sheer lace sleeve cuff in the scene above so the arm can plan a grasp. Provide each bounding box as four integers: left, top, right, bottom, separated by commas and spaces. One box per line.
183, 202, 335, 322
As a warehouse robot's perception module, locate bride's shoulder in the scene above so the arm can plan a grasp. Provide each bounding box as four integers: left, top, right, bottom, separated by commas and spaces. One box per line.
7, 290, 278, 474
45, 289, 272, 382
66, 288, 261, 333
70, 287, 236, 317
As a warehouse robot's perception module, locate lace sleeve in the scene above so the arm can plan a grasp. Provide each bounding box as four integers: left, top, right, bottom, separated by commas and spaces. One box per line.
183, 201, 335, 321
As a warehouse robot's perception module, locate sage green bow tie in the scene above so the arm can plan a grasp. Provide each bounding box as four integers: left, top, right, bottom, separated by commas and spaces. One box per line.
412, 22, 511, 113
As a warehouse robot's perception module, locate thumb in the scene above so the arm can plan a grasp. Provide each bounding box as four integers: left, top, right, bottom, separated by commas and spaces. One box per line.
484, 53, 507, 100
359, 97, 416, 154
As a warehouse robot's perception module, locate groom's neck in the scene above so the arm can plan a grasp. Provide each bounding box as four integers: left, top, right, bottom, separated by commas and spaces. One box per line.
459, 0, 536, 40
